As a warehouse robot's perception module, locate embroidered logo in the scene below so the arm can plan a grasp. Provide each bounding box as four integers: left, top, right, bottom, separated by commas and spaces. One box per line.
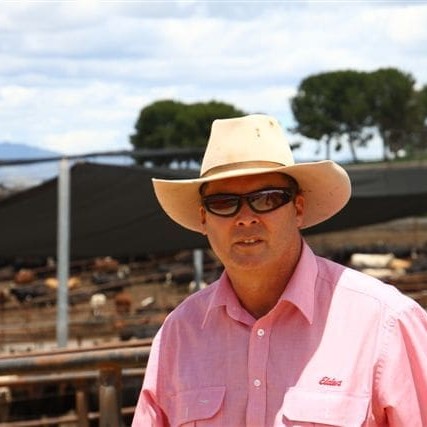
319, 376, 342, 386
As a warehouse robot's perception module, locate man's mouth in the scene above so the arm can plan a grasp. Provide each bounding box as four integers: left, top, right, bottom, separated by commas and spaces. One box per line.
237, 238, 262, 245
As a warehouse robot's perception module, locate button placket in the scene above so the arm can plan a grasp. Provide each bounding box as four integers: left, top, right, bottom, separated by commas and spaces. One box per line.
252, 327, 266, 389
246, 321, 270, 425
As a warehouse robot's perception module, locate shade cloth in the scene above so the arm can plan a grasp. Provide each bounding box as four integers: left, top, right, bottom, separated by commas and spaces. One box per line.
0, 161, 426, 258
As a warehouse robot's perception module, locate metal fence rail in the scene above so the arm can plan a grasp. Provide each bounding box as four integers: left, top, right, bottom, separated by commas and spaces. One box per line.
0, 340, 151, 426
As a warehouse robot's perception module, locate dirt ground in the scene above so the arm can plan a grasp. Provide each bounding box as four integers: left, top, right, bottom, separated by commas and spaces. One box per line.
306, 216, 427, 254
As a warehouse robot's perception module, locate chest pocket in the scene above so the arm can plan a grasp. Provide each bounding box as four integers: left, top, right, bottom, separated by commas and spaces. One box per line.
279, 387, 370, 427
166, 386, 225, 426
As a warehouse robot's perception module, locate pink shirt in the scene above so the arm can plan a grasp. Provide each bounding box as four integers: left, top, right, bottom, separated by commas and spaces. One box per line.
132, 241, 427, 426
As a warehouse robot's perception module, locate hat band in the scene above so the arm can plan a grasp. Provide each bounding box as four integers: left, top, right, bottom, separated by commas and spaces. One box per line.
201, 161, 285, 178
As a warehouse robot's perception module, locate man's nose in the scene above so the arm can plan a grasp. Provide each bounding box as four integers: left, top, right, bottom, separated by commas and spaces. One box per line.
235, 201, 259, 226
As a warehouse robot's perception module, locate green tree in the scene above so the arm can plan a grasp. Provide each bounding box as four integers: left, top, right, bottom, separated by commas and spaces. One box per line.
420, 85, 427, 117
402, 86, 427, 158
291, 68, 426, 162
414, 85, 427, 156
291, 70, 372, 162
130, 100, 184, 150
291, 73, 338, 160
367, 68, 421, 160
130, 99, 245, 165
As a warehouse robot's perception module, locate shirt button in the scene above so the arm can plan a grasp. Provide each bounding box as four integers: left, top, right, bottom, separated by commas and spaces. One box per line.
257, 328, 265, 337
253, 379, 262, 387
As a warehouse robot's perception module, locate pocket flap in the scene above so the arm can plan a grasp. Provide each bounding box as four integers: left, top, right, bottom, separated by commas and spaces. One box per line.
282, 387, 369, 426
170, 386, 225, 425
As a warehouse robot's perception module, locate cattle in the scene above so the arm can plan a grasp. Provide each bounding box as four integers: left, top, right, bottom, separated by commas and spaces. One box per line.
93, 256, 120, 273
350, 253, 395, 269
114, 292, 132, 316
9, 283, 51, 305
89, 293, 107, 317
91, 257, 130, 288
189, 280, 208, 293
0, 386, 11, 422
350, 252, 413, 280
13, 269, 36, 285
0, 287, 10, 307
44, 276, 81, 290
140, 296, 155, 309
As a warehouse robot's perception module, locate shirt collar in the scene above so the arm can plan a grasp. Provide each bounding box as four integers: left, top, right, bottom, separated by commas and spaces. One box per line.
280, 240, 318, 324
202, 239, 318, 327
202, 271, 252, 328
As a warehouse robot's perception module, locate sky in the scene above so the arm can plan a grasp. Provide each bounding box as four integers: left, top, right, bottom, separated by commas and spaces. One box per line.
1, 0, 427, 163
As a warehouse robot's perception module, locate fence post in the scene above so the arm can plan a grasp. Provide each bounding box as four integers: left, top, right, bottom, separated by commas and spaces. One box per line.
57, 157, 70, 348
75, 379, 89, 427
99, 366, 123, 427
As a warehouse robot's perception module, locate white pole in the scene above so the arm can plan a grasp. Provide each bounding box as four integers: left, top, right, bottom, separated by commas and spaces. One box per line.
57, 158, 70, 348
193, 249, 204, 291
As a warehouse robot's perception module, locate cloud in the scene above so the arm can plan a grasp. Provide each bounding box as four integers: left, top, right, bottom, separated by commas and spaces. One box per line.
0, 85, 36, 107
43, 129, 126, 155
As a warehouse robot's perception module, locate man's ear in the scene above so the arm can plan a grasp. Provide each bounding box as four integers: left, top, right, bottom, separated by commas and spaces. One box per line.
294, 194, 305, 229
199, 206, 207, 235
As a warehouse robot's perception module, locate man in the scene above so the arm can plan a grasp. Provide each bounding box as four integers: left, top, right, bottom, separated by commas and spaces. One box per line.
132, 114, 427, 426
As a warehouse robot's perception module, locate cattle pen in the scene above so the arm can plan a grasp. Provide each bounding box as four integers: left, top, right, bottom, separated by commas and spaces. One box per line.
0, 339, 151, 426
1, 217, 427, 425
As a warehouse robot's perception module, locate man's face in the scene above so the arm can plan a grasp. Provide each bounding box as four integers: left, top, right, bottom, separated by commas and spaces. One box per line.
200, 172, 304, 272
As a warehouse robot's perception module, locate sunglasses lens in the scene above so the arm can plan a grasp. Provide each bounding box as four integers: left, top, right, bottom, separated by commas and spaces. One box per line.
204, 195, 240, 216
248, 189, 291, 212
203, 188, 294, 217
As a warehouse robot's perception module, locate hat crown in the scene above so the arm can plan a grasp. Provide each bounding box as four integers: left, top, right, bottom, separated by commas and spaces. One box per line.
201, 115, 295, 177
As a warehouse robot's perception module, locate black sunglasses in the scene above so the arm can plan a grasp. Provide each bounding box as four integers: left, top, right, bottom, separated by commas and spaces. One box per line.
202, 187, 296, 217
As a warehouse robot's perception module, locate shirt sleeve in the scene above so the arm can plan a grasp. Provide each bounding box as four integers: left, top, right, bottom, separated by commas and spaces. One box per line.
375, 300, 427, 426
132, 330, 168, 427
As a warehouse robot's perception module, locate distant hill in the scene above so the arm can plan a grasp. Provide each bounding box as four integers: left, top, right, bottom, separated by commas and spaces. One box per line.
0, 142, 135, 191
0, 142, 61, 160
0, 142, 62, 189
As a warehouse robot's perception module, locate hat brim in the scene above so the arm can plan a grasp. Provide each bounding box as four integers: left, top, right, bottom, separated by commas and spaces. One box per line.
153, 160, 351, 233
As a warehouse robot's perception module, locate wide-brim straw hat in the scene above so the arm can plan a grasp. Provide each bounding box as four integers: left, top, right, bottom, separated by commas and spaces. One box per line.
153, 114, 351, 233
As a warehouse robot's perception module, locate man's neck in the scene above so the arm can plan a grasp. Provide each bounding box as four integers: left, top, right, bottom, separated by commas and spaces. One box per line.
226, 248, 302, 319
234, 277, 288, 319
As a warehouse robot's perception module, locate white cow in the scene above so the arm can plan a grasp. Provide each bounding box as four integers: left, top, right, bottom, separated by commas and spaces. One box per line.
90, 293, 107, 317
